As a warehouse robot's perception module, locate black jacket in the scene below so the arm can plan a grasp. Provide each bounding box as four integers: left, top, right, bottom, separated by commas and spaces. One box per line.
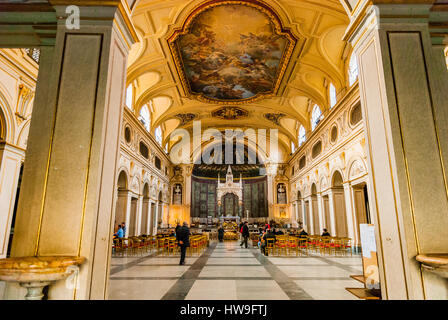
242, 224, 250, 237
177, 226, 190, 247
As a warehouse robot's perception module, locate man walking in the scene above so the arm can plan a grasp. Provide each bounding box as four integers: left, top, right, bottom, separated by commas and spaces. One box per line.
177, 221, 190, 265
241, 221, 250, 249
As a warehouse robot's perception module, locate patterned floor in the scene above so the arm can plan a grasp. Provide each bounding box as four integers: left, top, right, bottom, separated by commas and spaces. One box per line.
108, 241, 364, 300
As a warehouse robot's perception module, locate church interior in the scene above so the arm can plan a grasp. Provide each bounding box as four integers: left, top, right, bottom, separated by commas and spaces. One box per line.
0, 0, 447, 301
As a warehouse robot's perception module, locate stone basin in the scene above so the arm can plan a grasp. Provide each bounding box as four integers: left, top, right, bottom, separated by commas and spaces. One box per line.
0, 256, 85, 300
416, 254, 448, 279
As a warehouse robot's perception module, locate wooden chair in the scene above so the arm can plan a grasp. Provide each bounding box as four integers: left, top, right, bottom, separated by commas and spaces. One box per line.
287, 236, 299, 256
298, 237, 308, 256
157, 237, 168, 255
276, 237, 288, 256
266, 238, 276, 256
341, 237, 352, 256
168, 237, 178, 255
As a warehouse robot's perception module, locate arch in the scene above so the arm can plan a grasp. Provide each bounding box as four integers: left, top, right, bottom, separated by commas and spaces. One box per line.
190, 134, 269, 166
117, 170, 129, 190
0, 85, 15, 142
331, 170, 348, 237
142, 183, 150, 198
311, 183, 317, 196
332, 170, 344, 187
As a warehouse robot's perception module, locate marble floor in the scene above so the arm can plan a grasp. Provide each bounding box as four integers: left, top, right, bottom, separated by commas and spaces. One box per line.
108, 241, 364, 300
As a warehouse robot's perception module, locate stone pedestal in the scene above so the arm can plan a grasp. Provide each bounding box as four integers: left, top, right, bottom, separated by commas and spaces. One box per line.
0, 256, 85, 300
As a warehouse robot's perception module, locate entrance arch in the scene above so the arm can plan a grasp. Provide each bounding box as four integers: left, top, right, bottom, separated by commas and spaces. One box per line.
222, 193, 239, 217
114, 171, 129, 234
331, 171, 348, 237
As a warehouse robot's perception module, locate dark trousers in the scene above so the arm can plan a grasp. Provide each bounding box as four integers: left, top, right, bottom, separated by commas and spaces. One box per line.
180, 245, 187, 264
242, 236, 248, 248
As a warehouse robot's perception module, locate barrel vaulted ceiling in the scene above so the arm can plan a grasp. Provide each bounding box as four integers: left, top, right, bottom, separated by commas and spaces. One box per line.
126, 0, 352, 157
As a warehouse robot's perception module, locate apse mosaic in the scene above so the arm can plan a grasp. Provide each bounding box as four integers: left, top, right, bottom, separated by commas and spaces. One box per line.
168, 0, 297, 104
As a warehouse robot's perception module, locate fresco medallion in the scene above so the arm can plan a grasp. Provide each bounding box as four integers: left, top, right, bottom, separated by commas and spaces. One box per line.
168, 0, 297, 104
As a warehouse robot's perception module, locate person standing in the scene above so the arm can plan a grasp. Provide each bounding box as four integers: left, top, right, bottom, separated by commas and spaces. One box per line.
177, 221, 190, 265
242, 221, 250, 249
218, 226, 224, 242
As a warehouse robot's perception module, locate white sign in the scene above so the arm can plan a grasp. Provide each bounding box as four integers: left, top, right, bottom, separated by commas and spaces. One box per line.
360, 224, 376, 258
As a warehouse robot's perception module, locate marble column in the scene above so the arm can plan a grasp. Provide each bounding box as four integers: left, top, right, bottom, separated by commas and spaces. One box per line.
327, 190, 337, 237
343, 182, 356, 246
135, 195, 143, 236
294, 201, 299, 222
5, 2, 137, 300
317, 193, 324, 234
0, 143, 25, 258
346, 3, 448, 299
300, 199, 306, 228
154, 201, 160, 232
305, 196, 314, 235
142, 197, 150, 234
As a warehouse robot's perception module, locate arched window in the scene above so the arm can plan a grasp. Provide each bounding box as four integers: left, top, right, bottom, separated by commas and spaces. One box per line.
125, 84, 133, 110
329, 83, 337, 108
155, 126, 162, 146
291, 141, 296, 153
139, 104, 151, 131
311, 104, 323, 131
298, 125, 306, 146
348, 54, 359, 86
165, 143, 168, 153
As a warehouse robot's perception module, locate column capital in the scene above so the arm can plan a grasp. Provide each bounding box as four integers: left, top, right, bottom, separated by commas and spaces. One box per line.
343, 1, 441, 47
50, 0, 138, 49
0, 141, 26, 158
0, 0, 138, 48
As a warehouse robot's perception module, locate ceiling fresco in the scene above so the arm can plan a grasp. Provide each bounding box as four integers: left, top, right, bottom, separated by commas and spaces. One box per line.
212, 106, 249, 120
168, 0, 297, 104
128, 0, 351, 157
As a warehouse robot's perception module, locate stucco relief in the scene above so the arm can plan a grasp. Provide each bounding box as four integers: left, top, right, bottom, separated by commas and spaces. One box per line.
130, 176, 140, 194
349, 159, 366, 179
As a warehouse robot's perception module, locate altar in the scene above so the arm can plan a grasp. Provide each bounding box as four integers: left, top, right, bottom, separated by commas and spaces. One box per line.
217, 166, 243, 217
221, 219, 239, 240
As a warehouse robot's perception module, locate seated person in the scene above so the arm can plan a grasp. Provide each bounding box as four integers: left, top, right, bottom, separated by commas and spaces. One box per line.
260, 229, 276, 256
114, 225, 124, 239
275, 229, 284, 235
321, 228, 331, 237
298, 228, 308, 237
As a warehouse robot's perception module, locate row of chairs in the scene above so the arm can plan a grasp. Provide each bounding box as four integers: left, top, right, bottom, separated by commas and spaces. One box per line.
112, 234, 209, 257
252, 235, 353, 257
113, 235, 159, 257
155, 235, 208, 256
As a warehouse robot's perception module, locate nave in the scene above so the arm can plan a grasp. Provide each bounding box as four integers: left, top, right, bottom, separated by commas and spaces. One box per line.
108, 241, 363, 300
